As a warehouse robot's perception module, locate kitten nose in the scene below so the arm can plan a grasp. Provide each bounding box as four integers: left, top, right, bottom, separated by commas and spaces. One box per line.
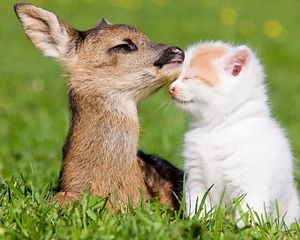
169, 85, 176, 95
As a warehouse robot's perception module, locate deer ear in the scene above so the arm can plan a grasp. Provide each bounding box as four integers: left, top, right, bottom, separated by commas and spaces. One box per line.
96, 18, 110, 28
225, 46, 251, 77
14, 3, 78, 60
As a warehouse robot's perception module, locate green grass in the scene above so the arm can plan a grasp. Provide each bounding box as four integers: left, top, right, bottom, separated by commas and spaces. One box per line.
1, 0, 300, 238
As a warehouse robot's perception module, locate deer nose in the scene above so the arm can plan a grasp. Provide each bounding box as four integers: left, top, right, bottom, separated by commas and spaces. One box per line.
168, 47, 185, 64
154, 46, 185, 67
170, 47, 185, 59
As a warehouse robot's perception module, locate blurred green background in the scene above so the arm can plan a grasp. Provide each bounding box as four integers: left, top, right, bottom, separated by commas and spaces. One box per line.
1, 0, 300, 188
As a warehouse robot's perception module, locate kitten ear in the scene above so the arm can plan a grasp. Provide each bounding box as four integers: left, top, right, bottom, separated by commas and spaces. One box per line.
225, 46, 251, 77
14, 3, 79, 60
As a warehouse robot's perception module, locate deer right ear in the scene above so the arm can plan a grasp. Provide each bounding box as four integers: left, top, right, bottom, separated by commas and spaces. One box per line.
14, 3, 79, 60
96, 18, 110, 28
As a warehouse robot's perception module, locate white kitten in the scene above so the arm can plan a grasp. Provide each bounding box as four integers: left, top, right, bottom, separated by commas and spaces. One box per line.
169, 41, 300, 226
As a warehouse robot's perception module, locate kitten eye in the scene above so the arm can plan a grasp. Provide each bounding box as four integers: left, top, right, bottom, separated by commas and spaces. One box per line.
110, 43, 137, 53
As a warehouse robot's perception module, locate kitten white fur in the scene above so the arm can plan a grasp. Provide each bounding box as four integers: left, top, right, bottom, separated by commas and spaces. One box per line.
169, 41, 300, 226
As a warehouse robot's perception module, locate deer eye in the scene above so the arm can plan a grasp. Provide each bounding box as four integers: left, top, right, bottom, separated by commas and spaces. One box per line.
110, 43, 137, 53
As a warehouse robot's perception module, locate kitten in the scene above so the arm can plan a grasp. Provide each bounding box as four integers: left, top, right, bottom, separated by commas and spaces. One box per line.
169, 41, 300, 226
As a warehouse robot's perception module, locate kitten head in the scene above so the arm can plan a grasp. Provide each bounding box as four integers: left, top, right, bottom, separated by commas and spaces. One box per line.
169, 42, 265, 118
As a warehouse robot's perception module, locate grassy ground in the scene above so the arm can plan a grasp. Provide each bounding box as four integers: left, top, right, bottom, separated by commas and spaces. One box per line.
1, 0, 300, 239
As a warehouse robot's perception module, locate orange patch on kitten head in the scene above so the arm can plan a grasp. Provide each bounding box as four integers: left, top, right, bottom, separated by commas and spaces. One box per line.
189, 45, 226, 86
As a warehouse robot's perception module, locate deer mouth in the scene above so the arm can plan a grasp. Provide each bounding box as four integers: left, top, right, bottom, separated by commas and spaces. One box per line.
154, 46, 185, 68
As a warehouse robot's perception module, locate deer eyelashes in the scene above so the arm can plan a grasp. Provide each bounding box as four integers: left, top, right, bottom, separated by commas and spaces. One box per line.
110, 39, 137, 54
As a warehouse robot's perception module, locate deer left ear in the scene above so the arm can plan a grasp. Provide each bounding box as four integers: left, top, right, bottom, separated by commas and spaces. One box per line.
226, 46, 251, 77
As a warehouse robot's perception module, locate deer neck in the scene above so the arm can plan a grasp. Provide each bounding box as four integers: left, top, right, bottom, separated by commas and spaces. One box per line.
59, 88, 140, 193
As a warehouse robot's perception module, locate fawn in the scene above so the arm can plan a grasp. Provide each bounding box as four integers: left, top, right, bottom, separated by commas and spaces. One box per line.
15, 3, 184, 209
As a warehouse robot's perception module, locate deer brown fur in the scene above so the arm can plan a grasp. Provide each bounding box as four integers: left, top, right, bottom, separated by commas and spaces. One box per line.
15, 3, 184, 209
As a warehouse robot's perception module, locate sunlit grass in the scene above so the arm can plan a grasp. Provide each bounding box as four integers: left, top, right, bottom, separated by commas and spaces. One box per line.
1, 177, 299, 239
